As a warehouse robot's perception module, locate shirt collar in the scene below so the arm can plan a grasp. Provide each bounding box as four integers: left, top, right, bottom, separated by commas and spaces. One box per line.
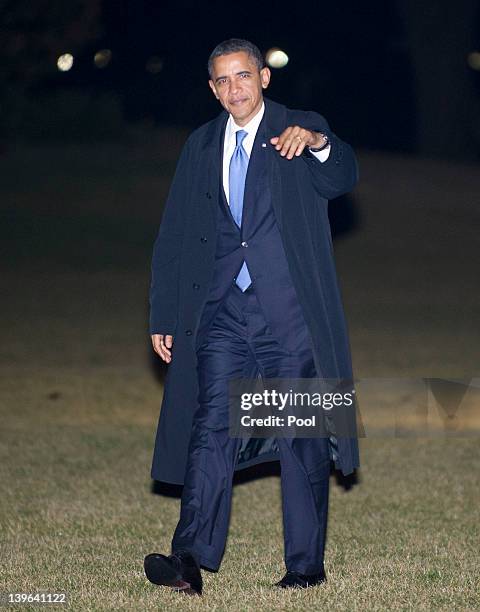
226, 100, 265, 142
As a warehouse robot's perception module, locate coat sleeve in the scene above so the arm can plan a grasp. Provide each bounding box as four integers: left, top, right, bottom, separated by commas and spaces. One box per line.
298, 110, 359, 200
149, 137, 192, 335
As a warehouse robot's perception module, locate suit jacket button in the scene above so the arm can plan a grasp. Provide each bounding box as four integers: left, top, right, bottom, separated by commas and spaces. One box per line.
200, 236, 207, 243
206, 192, 212, 199
185, 329, 192, 336
241, 241, 248, 247
192, 283, 200, 290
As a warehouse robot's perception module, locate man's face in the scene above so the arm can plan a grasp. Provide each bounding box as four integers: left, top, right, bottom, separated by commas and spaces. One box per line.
208, 51, 271, 126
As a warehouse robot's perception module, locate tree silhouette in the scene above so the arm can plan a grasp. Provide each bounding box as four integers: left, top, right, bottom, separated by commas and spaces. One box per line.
1, 0, 102, 137
395, 0, 480, 158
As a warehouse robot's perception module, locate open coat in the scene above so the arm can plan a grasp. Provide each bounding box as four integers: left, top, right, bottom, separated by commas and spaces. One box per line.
149, 96, 360, 484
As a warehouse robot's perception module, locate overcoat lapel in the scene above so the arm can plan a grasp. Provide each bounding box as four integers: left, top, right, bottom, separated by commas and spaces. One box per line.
263, 98, 288, 232
201, 110, 228, 227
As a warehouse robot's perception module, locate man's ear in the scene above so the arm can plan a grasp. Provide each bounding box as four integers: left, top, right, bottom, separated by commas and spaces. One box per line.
208, 80, 219, 99
260, 67, 271, 89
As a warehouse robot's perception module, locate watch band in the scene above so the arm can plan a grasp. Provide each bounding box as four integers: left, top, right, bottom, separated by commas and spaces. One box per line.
308, 134, 330, 152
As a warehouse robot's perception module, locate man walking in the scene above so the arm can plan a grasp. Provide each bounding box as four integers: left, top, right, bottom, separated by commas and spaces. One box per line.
144, 38, 359, 596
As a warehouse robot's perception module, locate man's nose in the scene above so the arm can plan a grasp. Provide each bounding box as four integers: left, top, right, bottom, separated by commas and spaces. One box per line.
229, 78, 241, 94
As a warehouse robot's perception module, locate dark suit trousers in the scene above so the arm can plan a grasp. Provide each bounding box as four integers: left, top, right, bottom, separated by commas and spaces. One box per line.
171, 283, 330, 574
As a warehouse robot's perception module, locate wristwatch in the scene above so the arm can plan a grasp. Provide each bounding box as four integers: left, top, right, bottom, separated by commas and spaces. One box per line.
308, 134, 330, 152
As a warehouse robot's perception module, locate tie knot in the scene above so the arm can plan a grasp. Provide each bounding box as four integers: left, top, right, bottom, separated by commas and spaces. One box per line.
235, 129, 248, 147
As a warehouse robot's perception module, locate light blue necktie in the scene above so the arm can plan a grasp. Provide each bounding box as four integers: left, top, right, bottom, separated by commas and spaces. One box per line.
229, 129, 252, 291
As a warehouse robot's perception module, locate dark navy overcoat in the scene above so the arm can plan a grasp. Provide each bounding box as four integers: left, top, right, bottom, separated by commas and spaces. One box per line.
149, 96, 360, 484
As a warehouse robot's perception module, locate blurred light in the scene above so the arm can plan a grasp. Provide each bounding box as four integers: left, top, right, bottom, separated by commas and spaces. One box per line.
146, 56, 163, 74
467, 51, 480, 71
94, 49, 112, 69
266, 48, 289, 69
57, 53, 74, 72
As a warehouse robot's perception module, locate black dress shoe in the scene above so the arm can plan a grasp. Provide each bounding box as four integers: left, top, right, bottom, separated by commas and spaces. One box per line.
274, 568, 327, 589
144, 549, 202, 596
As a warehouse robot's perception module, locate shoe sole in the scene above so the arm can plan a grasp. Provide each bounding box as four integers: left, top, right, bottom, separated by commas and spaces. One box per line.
144, 554, 201, 596
274, 580, 327, 588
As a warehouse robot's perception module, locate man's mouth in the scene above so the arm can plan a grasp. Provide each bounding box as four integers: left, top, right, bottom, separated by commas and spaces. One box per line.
230, 98, 247, 106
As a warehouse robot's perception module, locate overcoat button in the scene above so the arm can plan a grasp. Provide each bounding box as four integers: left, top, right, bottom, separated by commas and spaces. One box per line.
200, 236, 207, 243
192, 283, 200, 290
185, 329, 192, 336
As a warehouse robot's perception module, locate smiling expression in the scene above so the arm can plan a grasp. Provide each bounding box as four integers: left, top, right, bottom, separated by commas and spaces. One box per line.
208, 51, 271, 126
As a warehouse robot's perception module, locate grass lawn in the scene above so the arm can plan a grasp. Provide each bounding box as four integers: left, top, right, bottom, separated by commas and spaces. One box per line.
2, 372, 479, 610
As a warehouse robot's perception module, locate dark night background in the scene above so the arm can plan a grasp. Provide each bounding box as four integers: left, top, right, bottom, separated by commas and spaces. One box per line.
2, 0, 480, 157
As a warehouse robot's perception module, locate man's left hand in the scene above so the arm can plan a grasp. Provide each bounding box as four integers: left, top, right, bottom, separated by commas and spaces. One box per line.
270, 127, 327, 160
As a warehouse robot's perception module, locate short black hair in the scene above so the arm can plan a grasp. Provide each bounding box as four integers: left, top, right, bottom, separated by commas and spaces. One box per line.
207, 38, 266, 78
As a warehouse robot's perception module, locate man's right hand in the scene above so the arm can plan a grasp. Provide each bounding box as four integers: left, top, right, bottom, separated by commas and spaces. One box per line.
151, 334, 174, 363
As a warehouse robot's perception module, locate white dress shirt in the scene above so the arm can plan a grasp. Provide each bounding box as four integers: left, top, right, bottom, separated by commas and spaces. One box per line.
222, 100, 331, 204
